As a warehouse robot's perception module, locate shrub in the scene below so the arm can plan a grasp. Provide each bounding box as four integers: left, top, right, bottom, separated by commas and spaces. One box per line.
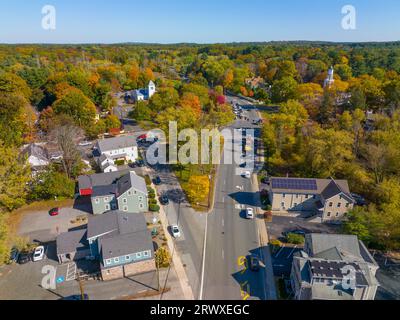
149, 199, 158, 205
114, 159, 125, 166
149, 204, 160, 212
155, 247, 171, 268
286, 233, 305, 245
145, 175, 152, 186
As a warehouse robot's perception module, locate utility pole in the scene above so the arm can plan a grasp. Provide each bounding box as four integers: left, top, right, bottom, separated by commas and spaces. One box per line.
78, 276, 85, 300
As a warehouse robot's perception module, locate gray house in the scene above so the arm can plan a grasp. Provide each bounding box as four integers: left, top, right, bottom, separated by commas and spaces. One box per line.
290, 234, 379, 300
268, 177, 356, 222
78, 171, 148, 215
56, 211, 155, 281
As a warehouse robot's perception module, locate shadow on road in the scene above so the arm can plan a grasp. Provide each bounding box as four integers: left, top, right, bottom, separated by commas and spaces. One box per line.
228, 191, 260, 207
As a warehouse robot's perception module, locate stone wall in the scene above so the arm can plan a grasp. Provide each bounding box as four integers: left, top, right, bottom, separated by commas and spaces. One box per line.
101, 265, 124, 281
124, 259, 156, 277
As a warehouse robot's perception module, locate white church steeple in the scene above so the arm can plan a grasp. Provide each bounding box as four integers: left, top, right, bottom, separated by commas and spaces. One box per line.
324, 66, 335, 88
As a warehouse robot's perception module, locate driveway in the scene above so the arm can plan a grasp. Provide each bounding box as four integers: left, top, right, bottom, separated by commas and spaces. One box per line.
18, 203, 90, 243
266, 215, 340, 242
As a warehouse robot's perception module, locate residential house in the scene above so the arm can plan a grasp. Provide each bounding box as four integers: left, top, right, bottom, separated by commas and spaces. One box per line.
268, 177, 355, 222
125, 81, 156, 103
21, 143, 50, 176
95, 135, 139, 171
245, 77, 265, 90
291, 233, 379, 300
56, 210, 155, 281
78, 171, 148, 215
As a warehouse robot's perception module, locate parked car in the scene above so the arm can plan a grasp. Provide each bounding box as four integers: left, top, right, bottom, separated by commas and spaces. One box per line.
49, 207, 59, 217
136, 160, 145, 167
248, 256, 260, 272
351, 193, 367, 206
171, 225, 181, 238
18, 252, 32, 264
160, 195, 169, 205
246, 208, 254, 219
78, 141, 92, 147
9, 247, 19, 264
243, 171, 252, 179
33, 246, 45, 262
154, 176, 162, 185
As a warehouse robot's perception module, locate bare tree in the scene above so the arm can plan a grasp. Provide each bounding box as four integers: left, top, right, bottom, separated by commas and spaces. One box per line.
48, 123, 84, 178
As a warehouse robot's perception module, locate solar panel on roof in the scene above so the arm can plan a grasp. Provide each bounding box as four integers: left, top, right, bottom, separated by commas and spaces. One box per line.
272, 178, 317, 191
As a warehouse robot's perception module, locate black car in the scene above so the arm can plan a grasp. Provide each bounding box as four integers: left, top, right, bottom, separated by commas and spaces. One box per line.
154, 176, 162, 185
9, 247, 19, 264
249, 256, 260, 272
136, 160, 145, 167
160, 195, 169, 205
18, 252, 32, 264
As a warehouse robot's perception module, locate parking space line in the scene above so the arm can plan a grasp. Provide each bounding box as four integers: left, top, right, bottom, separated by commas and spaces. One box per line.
287, 246, 298, 259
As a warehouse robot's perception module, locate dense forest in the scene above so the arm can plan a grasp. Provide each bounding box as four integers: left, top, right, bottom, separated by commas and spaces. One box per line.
1, 41, 400, 262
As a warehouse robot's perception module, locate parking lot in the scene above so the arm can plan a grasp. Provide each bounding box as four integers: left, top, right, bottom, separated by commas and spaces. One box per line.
266, 215, 340, 279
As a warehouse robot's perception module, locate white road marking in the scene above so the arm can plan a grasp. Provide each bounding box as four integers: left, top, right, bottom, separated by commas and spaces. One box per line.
287, 246, 298, 259
222, 219, 224, 227
199, 211, 208, 300
222, 250, 225, 260
275, 246, 285, 258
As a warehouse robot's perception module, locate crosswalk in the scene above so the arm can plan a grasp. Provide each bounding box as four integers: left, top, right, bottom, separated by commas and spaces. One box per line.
66, 262, 77, 281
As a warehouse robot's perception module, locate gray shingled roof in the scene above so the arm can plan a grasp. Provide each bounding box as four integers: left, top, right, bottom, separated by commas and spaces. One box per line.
22, 144, 49, 162
57, 229, 88, 255
306, 234, 362, 259
78, 170, 128, 190
97, 136, 137, 153
87, 210, 147, 240
100, 230, 154, 261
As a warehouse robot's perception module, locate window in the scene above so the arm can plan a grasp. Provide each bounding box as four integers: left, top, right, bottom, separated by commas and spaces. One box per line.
95, 198, 100, 204
133, 190, 137, 195
128, 191, 132, 196
104, 197, 109, 202
105, 204, 110, 211
138, 196, 143, 201
281, 202, 285, 208
327, 212, 332, 217
139, 204, 144, 209
106, 259, 111, 265
337, 203, 342, 208
336, 212, 340, 217
329, 202, 333, 207
123, 206, 128, 212
114, 257, 119, 263
346, 203, 350, 208
125, 255, 130, 261
282, 194, 286, 198
305, 195, 309, 199
143, 251, 150, 257
123, 198, 127, 204
296, 194, 299, 199
136, 252, 142, 259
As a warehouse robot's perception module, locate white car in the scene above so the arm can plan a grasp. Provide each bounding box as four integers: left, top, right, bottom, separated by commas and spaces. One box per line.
79, 141, 92, 147
171, 225, 181, 238
33, 246, 45, 262
243, 171, 252, 179
246, 208, 255, 219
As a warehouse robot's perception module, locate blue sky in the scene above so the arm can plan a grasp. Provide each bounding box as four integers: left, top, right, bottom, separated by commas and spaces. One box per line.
0, 0, 399, 43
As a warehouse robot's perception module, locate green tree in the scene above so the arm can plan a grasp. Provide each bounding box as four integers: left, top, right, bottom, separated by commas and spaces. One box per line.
30, 170, 75, 200
52, 89, 97, 129
0, 141, 31, 211
270, 77, 298, 103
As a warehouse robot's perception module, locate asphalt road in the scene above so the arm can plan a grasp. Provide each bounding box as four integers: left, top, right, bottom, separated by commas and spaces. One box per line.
202, 95, 273, 300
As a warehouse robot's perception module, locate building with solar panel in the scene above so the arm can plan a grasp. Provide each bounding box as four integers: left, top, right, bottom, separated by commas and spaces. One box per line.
267, 177, 356, 223
290, 234, 379, 300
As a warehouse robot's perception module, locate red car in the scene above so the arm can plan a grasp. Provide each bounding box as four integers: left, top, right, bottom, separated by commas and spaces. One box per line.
49, 208, 60, 216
